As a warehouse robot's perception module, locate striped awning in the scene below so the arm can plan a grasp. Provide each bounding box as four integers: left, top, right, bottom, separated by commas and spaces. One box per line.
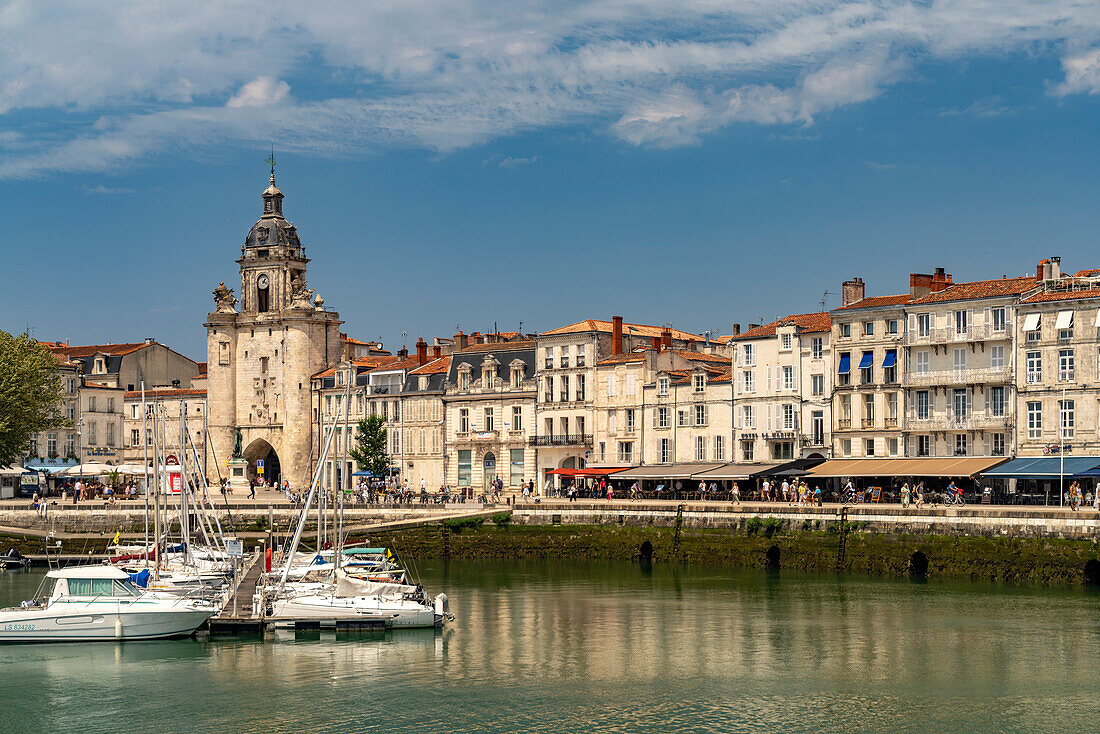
808, 457, 1008, 478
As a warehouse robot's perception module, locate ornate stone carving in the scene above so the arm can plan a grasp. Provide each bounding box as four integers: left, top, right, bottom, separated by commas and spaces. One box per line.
313, 294, 325, 311
212, 282, 238, 313
289, 276, 314, 310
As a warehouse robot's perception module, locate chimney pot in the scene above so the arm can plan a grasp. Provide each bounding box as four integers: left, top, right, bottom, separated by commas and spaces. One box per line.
612, 316, 624, 356
733, 323, 741, 336
433, 345, 441, 358
454, 331, 468, 350
416, 338, 428, 366
661, 328, 672, 349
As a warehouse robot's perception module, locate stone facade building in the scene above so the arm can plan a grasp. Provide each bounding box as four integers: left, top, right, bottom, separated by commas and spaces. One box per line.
1014, 263, 1100, 458
592, 348, 730, 469
205, 173, 343, 489
731, 313, 831, 463
533, 318, 705, 488
121, 388, 208, 477
444, 339, 538, 491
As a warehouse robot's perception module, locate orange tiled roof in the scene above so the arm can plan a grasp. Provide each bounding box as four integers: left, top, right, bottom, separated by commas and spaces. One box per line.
1074, 268, 1100, 277
1020, 287, 1100, 304
596, 352, 648, 366
124, 388, 207, 399
541, 319, 703, 340
409, 355, 452, 375
83, 382, 122, 389
733, 312, 831, 340
45, 342, 149, 358
366, 355, 424, 374
909, 276, 1038, 304
312, 355, 400, 379
833, 294, 911, 311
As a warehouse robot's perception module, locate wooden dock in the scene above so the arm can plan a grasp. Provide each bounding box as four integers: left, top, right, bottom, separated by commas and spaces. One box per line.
208, 554, 265, 634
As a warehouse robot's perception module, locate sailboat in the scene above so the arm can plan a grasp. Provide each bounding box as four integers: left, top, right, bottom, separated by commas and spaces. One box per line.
258, 379, 450, 629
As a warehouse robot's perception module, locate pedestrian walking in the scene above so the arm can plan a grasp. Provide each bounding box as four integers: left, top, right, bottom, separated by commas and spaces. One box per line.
731, 481, 740, 504
901, 482, 911, 509
248, 476, 256, 499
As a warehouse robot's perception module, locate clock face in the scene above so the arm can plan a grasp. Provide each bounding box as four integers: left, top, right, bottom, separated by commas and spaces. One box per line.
257, 274, 269, 289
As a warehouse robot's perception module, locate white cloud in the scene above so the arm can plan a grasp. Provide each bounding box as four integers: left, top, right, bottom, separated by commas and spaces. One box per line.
81, 184, 136, 195
1, 1, 1100, 177
498, 155, 539, 168
1054, 48, 1100, 95
226, 77, 291, 108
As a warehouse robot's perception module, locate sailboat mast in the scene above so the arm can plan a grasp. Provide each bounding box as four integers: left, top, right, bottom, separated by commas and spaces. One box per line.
141, 379, 149, 553
152, 401, 162, 581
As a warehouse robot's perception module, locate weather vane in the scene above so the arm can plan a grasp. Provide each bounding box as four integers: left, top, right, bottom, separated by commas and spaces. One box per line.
266, 148, 276, 178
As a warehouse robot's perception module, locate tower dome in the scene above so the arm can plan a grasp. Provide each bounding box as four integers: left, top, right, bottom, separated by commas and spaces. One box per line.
244, 173, 303, 253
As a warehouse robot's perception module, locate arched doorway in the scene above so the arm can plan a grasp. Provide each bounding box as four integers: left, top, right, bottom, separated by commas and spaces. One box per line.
483, 452, 496, 490
243, 439, 281, 486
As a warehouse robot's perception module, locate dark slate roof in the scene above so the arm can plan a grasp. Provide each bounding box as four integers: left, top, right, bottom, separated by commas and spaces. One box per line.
448, 343, 536, 385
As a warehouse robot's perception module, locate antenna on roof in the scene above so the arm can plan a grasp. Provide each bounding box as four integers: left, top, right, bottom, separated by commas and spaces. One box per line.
820, 290, 833, 311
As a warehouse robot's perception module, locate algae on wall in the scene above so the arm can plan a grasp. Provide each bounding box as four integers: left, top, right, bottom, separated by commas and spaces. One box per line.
356, 522, 1100, 587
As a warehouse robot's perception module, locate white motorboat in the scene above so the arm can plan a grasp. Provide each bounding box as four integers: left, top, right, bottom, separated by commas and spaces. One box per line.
0, 566, 217, 642
268, 592, 445, 628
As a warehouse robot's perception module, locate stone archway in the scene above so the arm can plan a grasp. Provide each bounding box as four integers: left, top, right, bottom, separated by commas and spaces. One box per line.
243, 438, 281, 486
483, 452, 497, 490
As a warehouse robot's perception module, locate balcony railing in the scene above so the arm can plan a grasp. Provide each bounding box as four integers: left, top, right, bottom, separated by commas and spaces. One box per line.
528, 433, 593, 447
837, 418, 852, 429
904, 367, 1010, 387
906, 324, 1006, 345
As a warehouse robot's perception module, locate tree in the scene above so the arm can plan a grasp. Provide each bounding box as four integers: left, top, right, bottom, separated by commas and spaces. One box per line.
349, 414, 389, 478
0, 331, 66, 467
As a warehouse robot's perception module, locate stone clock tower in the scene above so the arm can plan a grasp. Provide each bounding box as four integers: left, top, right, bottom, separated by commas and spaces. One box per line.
204, 172, 342, 488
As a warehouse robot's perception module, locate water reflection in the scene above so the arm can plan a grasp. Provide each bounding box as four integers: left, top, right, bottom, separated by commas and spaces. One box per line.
3, 562, 1100, 733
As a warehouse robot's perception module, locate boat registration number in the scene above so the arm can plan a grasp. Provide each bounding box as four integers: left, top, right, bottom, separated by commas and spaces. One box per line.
3, 624, 35, 631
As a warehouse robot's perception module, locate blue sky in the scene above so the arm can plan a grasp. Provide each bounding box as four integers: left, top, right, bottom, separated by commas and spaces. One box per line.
2, 2, 1100, 360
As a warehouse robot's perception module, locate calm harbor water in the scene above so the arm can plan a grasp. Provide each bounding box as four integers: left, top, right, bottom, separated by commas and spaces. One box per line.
2, 560, 1099, 733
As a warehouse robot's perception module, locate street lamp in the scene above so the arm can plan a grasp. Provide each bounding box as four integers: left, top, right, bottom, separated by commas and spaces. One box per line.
76, 418, 84, 490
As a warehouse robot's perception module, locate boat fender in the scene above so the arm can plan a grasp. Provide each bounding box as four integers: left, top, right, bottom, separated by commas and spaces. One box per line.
115, 617, 124, 639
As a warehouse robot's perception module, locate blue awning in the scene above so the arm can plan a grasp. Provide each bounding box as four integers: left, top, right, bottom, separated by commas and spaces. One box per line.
982, 456, 1100, 478
837, 353, 851, 374
858, 352, 874, 370
882, 350, 897, 369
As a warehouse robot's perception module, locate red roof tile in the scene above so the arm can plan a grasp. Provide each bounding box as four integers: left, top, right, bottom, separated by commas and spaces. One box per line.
833, 295, 911, 311
908, 276, 1038, 304
124, 388, 207, 399
1020, 287, 1100, 304
45, 342, 149, 358
409, 356, 452, 375
733, 312, 831, 340
541, 319, 703, 340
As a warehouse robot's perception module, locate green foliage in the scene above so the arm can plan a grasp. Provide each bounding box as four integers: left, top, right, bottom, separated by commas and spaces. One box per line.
349, 415, 389, 478
443, 516, 486, 533
762, 517, 784, 538
745, 517, 763, 536
106, 469, 122, 488
491, 512, 512, 527
0, 331, 66, 467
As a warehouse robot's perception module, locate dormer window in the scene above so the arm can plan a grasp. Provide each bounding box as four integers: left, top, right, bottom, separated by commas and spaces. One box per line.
459, 367, 471, 390
694, 373, 706, 393
780, 333, 792, 351
94, 358, 105, 374
658, 377, 669, 396
419, 376, 429, 391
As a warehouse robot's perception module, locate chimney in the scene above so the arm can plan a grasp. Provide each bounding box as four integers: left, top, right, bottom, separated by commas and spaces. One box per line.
732, 323, 741, 336
842, 277, 865, 307
910, 273, 933, 299
454, 331, 468, 350
652, 336, 661, 350
612, 316, 624, 355
931, 266, 952, 292
1050, 256, 1062, 280
749, 323, 761, 331
398, 346, 409, 360
144, 337, 155, 345
1037, 258, 1049, 282
661, 328, 672, 350
416, 338, 427, 366
433, 345, 442, 358
687, 338, 697, 352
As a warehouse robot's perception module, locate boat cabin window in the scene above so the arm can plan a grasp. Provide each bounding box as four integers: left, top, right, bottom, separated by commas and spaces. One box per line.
65, 578, 141, 597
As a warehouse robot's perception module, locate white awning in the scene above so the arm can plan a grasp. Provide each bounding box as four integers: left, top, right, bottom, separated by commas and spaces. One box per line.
1055, 310, 1074, 330
1022, 313, 1041, 332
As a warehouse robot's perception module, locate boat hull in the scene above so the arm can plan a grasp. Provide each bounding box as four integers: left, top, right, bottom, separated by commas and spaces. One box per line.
0, 605, 215, 643
270, 596, 438, 628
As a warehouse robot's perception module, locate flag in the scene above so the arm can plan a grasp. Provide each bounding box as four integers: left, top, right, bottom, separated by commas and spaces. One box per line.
112, 531, 120, 545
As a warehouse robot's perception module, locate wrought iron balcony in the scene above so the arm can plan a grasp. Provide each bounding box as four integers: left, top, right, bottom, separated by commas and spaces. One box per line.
528, 433, 593, 447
